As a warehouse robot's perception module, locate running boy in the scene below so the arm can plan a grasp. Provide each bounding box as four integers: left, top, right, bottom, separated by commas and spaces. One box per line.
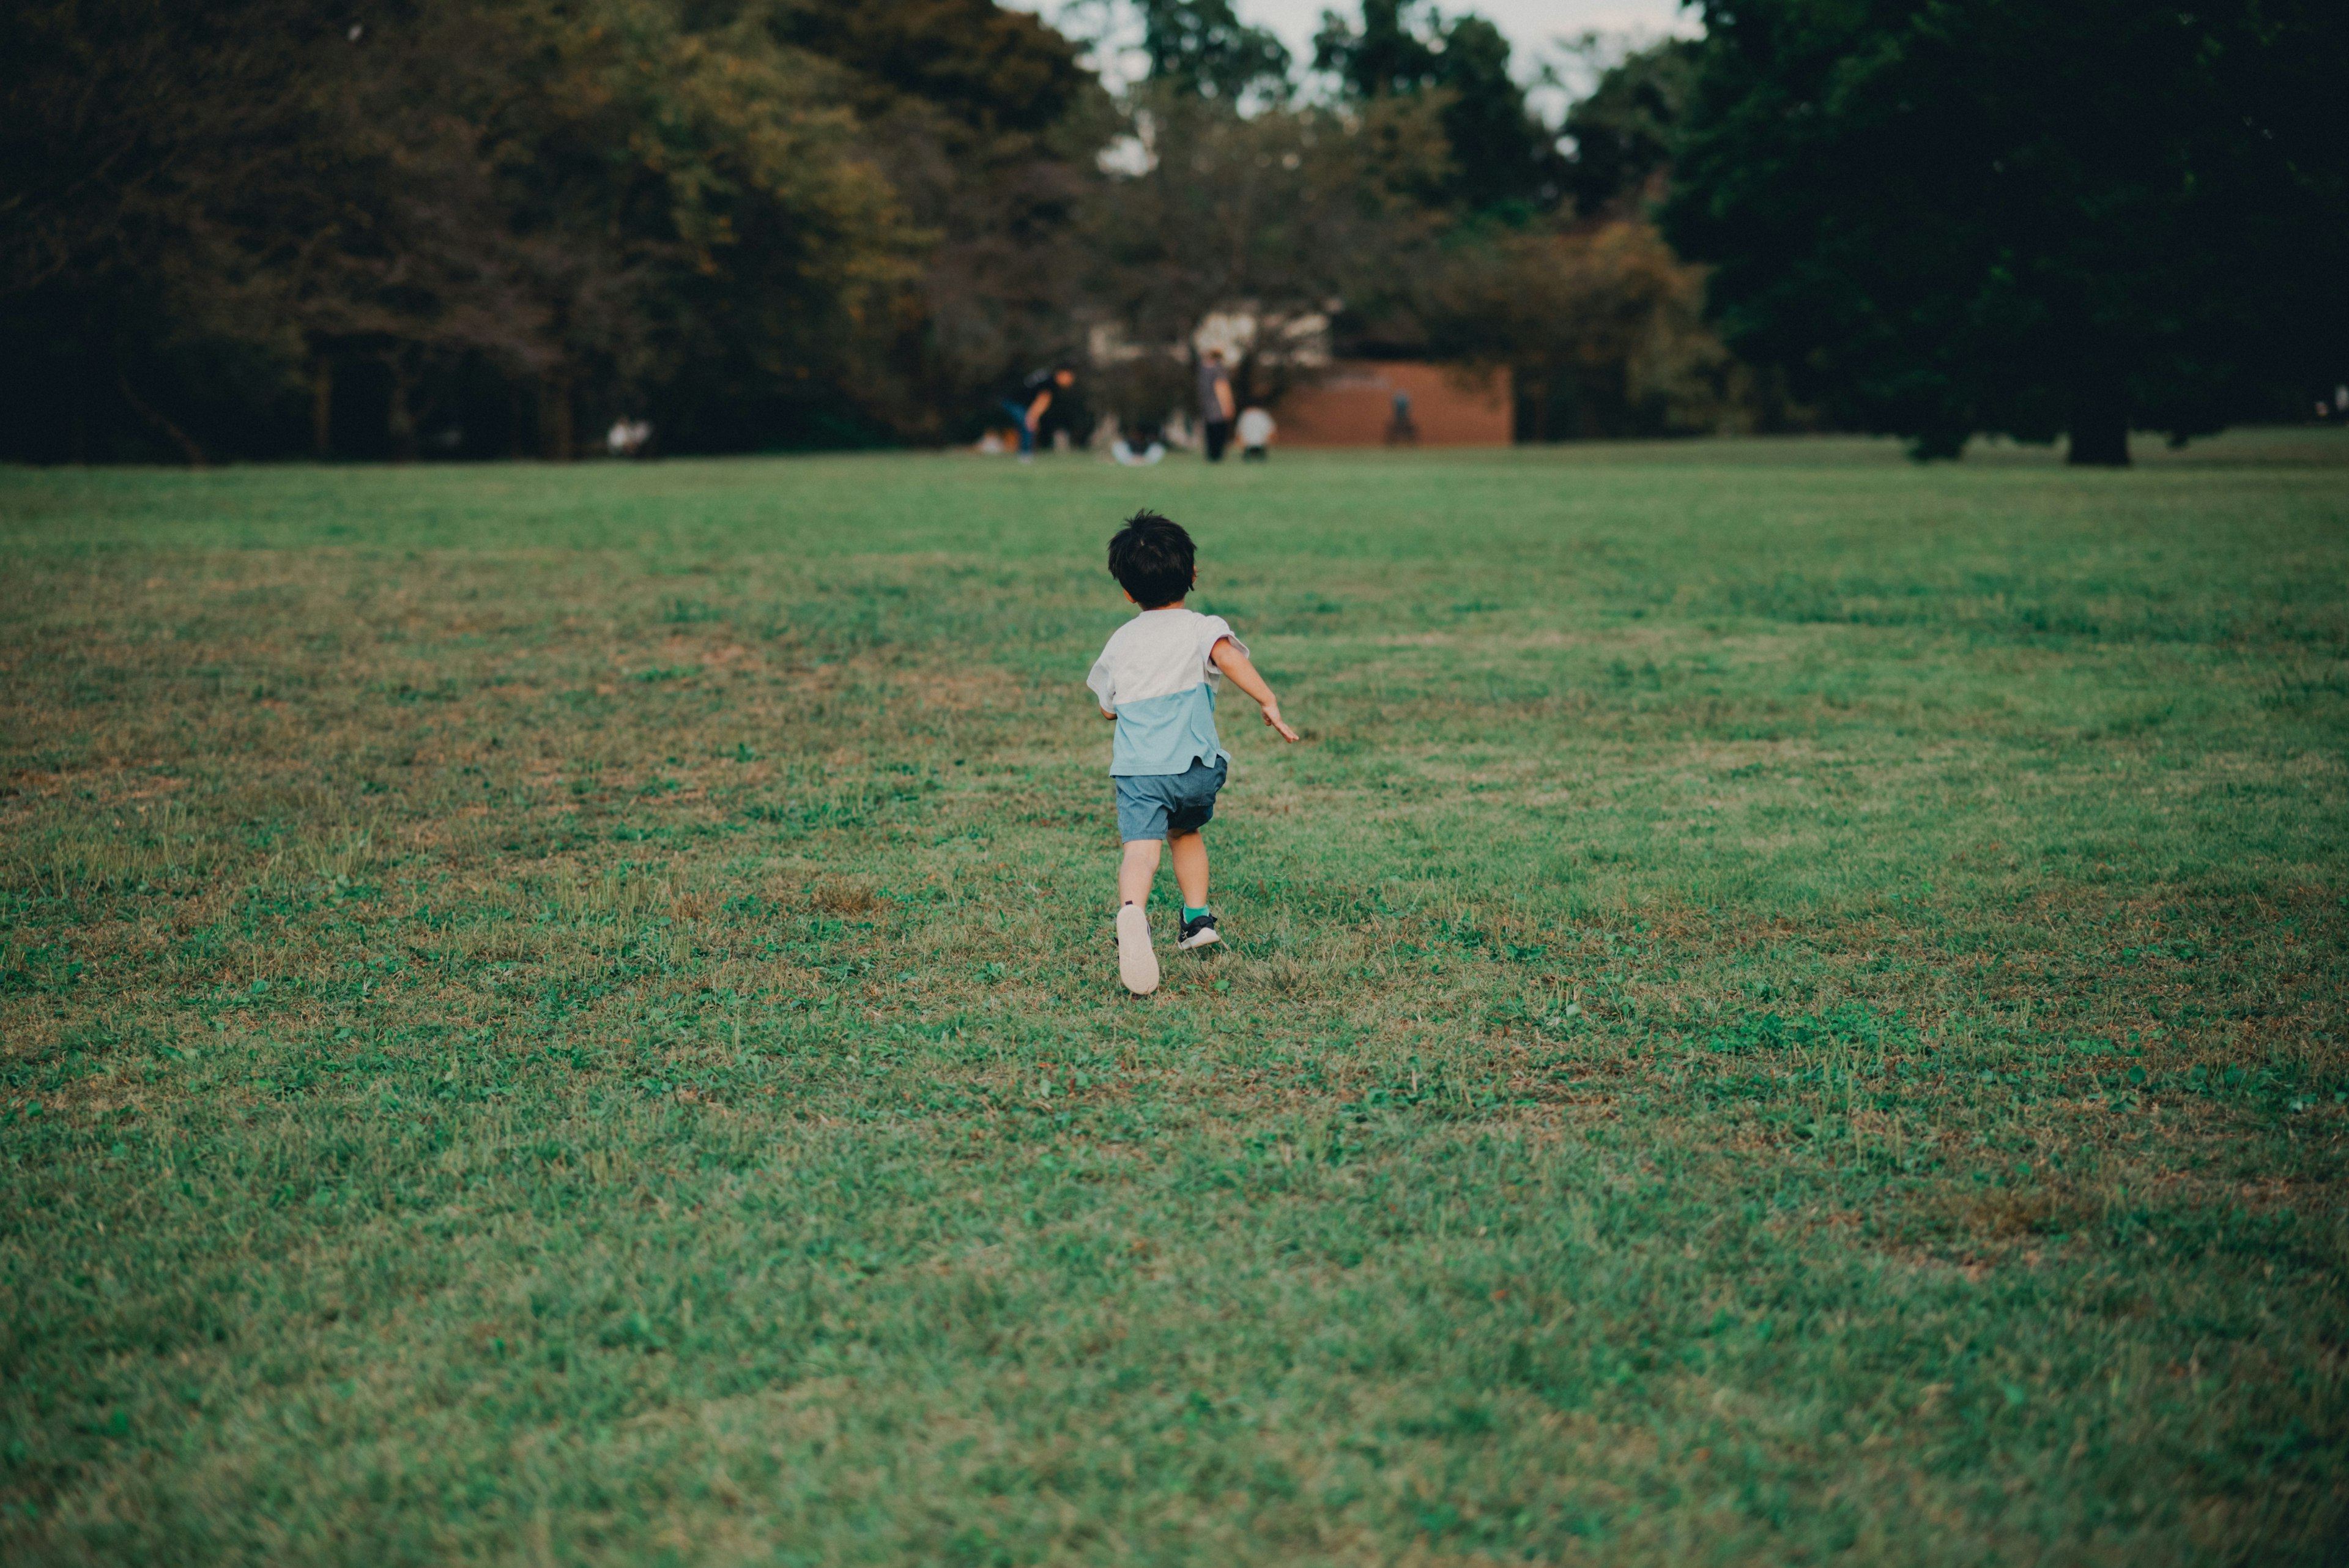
1086, 510, 1299, 995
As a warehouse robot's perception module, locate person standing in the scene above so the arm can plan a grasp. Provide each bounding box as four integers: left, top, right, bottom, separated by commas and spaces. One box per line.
1384, 389, 1418, 445
1197, 349, 1236, 463
1000, 365, 1074, 462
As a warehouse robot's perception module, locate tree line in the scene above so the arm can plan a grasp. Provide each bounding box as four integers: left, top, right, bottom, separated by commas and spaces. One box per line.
2, 0, 2339, 465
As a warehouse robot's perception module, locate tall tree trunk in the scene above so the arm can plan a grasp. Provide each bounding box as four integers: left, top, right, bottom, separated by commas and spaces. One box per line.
386, 359, 418, 462
2066, 383, 2131, 466
311, 352, 333, 459
70, 352, 87, 465
538, 370, 573, 461
116, 373, 207, 467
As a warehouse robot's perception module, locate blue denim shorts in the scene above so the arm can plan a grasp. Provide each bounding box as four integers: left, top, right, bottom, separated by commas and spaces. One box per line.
1114, 757, 1226, 842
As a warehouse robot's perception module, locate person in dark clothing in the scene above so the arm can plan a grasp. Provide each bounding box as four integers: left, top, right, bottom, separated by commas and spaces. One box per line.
1000, 365, 1075, 461
1197, 349, 1235, 463
1384, 389, 1418, 445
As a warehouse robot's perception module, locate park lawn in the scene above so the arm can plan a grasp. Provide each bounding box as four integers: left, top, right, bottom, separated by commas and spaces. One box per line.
1, 433, 2345, 1566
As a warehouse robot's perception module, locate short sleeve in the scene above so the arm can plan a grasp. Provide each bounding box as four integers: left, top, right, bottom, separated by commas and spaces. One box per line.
1085, 650, 1116, 708
1197, 614, 1245, 676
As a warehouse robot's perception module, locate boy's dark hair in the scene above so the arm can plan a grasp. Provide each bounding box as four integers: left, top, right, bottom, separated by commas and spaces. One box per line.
1107, 510, 1195, 608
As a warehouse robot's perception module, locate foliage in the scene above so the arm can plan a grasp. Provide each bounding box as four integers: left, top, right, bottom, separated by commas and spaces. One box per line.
1313, 0, 1561, 214
1425, 217, 1809, 438
778, 0, 1096, 132
0, 0, 1091, 461
306, 0, 922, 456
0, 0, 1820, 461
1072, 5, 1753, 441
765, 0, 1108, 442
10, 1, 2342, 464
1559, 37, 1701, 217
2, 437, 2347, 1558
1079, 84, 1455, 415
1661, 0, 2349, 463
1134, 0, 1292, 103
0, 0, 354, 463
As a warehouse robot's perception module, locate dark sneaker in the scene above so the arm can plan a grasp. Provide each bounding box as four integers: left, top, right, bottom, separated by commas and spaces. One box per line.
1178, 910, 1222, 951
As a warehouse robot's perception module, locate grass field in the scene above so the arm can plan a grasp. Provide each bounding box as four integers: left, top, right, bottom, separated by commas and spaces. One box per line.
2, 433, 2346, 1565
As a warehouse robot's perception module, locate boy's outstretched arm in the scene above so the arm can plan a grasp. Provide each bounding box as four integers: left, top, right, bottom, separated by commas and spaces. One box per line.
1211, 639, 1301, 741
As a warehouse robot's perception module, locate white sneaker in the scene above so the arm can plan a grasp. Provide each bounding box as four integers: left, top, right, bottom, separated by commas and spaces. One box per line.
1116, 902, 1159, 995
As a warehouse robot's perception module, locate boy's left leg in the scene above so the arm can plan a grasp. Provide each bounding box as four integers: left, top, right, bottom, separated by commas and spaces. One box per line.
1168, 829, 1219, 950
1168, 830, 1208, 908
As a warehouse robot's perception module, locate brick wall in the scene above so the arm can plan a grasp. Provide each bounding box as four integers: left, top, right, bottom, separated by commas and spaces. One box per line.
1267, 362, 1512, 448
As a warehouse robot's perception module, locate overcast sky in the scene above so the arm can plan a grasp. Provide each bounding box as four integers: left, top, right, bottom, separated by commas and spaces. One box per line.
1001, 1, 1699, 95
1221, 0, 1693, 63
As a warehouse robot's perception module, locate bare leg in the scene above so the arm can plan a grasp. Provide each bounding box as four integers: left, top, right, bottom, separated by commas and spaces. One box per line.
1118, 838, 1162, 905
1168, 830, 1209, 908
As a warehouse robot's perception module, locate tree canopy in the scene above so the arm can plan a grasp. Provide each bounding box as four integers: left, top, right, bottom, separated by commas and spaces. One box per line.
1661, 0, 2349, 461
8, 0, 2342, 466
1313, 0, 1560, 213
1134, 0, 1292, 103
1559, 37, 1699, 218
0, 0, 1094, 461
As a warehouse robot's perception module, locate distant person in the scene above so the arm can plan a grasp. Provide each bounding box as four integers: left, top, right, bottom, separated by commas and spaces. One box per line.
1198, 349, 1236, 463
1087, 510, 1299, 995
1111, 422, 1167, 466
1236, 406, 1274, 461
1384, 390, 1418, 445
606, 417, 651, 457
999, 365, 1074, 463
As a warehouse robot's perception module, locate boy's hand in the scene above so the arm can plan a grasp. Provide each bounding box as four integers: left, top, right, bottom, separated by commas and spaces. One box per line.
1209, 639, 1301, 743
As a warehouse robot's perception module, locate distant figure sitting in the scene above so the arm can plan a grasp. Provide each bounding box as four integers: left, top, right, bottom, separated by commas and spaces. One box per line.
1236, 407, 1274, 461
1111, 423, 1167, 466
1384, 390, 1417, 445
606, 417, 651, 457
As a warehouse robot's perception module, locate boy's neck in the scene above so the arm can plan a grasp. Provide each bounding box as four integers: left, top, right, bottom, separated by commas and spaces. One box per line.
1139, 599, 1185, 612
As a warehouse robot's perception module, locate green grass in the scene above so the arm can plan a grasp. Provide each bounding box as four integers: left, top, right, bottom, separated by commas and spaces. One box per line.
2, 431, 2345, 1565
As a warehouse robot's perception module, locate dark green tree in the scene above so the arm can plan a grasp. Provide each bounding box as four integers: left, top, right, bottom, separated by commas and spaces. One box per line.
760, 0, 1108, 444
0, 0, 1094, 461
1082, 85, 1452, 392
1313, 0, 1559, 212
0, 0, 351, 461
1661, 0, 2349, 463
776, 0, 1094, 132
1135, 0, 1291, 102
1559, 37, 1699, 217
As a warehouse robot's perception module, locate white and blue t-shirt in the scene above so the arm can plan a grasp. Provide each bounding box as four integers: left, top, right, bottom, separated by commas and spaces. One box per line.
1085, 608, 1245, 776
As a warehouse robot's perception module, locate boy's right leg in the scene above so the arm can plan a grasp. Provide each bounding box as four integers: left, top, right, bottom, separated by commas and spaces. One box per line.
1168, 830, 1220, 951
1167, 830, 1208, 908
